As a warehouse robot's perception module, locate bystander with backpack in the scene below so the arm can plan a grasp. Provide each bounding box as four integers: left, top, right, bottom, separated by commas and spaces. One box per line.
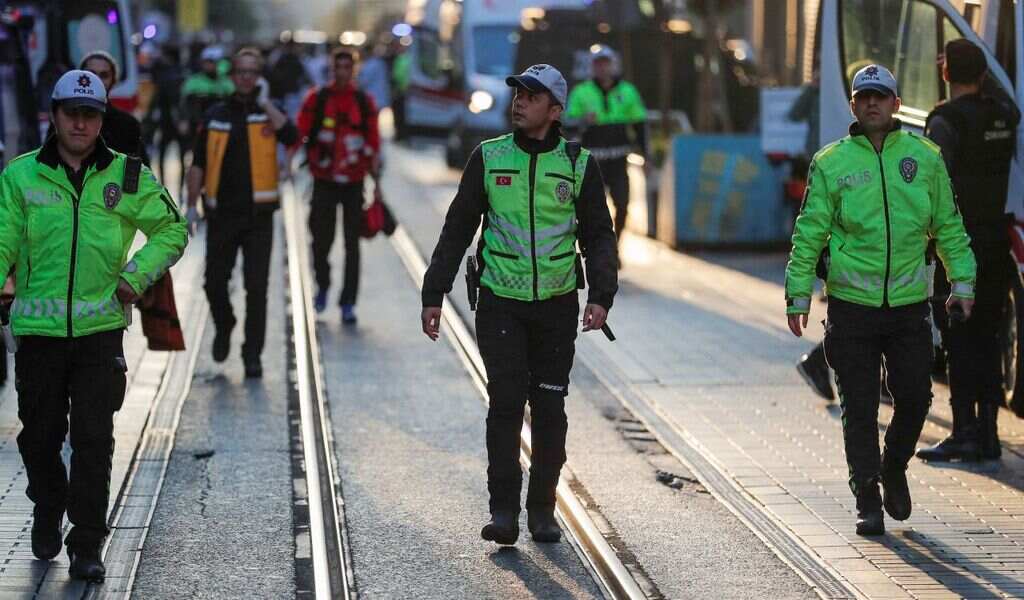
297, 48, 382, 324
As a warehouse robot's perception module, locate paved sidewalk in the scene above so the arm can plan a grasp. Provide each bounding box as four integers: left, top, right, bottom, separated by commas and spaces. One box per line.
584, 233, 1024, 599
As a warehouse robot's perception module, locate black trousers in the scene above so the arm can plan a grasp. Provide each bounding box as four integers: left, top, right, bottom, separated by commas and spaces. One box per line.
14, 330, 126, 551
933, 252, 1014, 434
309, 179, 364, 306
600, 157, 630, 240
823, 299, 933, 503
204, 210, 274, 360
475, 288, 579, 513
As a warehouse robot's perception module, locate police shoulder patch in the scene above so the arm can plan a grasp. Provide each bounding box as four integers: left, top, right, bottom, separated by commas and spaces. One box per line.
103, 182, 122, 209
899, 157, 918, 183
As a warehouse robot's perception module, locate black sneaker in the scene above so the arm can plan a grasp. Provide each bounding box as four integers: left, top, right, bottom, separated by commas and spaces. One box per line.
481, 510, 519, 546
243, 357, 262, 379
855, 511, 885, 536
796, 350, 834, 401
212, 325, 233, 363
527, 508, 561, 543
915, 435, 980, 462
881, 465, 912, 521
68, 547, 105, 583
31, 516, 61, 561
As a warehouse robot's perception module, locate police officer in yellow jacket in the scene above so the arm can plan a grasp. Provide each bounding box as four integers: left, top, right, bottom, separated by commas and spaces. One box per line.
187, 48, 298, 378
0, 70, 187, 580
421, 65, 618, 545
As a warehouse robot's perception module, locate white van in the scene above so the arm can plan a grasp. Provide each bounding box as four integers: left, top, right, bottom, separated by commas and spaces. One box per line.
404, 0, 583, 167
817, 0, 1024, 410
0, 0, 139, 156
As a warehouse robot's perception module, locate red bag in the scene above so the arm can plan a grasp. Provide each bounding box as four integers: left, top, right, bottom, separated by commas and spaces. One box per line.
361, 198, 386, 238
361, 194, 398, 239
139, 273, 186, 351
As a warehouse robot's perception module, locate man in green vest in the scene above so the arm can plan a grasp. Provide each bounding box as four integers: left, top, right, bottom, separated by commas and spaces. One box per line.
0, 70, 187, 581
785, 64, 975, 536
421, 64, 618, 545
565, 46, 648, 252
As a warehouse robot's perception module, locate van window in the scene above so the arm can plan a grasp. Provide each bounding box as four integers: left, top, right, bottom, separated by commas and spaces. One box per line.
995, 0, 1016, 86
841, 0, 963, 120
63, 2, 126, 81
473, 25, 518, 77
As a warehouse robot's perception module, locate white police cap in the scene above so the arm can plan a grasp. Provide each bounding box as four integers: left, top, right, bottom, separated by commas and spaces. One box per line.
506, 64, 568, 107
852, 64, 898, 98
51, 69, 107, 113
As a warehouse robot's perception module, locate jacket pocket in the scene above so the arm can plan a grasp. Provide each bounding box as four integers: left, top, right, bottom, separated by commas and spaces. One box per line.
550, 251, 575, 261
490, 250, 518, 260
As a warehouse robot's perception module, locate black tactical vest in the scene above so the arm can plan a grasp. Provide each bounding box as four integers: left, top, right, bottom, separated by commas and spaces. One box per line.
926, 94, 1017, 240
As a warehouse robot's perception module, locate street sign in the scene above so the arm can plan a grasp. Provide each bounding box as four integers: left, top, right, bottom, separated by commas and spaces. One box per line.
177, 0, 207, 33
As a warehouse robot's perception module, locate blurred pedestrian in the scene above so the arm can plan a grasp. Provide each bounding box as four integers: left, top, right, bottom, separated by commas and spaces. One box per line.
186, 48, 298, 377
181, 46, 234, 163
145, 44, 187, 182
0, 70, 186, 580
785, 64, 976, 536
565, 45, 648, 255
421, 64, 618, 545
917, 40, 1021, 462
268, 40, 311, 118
296, 48, 381, 324
391, 47, 410, 141
357, 43, 390, 112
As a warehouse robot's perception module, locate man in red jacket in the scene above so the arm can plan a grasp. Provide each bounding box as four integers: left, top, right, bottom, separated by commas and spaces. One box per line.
297, 48, 381, 324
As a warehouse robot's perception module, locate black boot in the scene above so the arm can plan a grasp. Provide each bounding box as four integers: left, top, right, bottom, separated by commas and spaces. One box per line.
796, 345, 834, 401
481, 509, 519, 545
68, 546, 106, 583
243, 356, 263, 379
30, 512, 62, 561
881, 457, 912, 521
853, 478, 884, 536
978, 403, 1001, 460
916, 402, 980, 462
527, 507, 561, 543
915, 434, 980, 462
212, 323, 234, 363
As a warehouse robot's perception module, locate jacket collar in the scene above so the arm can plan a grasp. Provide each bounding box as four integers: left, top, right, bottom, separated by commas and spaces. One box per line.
849, 118, 903, 151
513, 123, 562, 155
848, 118, 903, 138
35, 132, 115, 172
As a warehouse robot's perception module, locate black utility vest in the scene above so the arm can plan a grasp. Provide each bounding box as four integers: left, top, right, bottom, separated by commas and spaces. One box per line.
926, 94, 1017, 242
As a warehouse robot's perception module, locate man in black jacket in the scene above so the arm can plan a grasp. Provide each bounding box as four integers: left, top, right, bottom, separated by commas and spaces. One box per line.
421, 64, 618, 545
917, 39, 1021, 462
187, 48, 299, 377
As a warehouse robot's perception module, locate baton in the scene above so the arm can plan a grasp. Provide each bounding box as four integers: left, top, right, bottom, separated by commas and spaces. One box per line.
601, 323, 616, 342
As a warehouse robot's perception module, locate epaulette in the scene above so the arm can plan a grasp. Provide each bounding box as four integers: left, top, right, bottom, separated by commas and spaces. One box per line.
123, 156, 142, 194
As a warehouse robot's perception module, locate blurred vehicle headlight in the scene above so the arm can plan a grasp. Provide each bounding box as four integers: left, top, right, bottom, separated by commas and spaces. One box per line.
468, 90, 495, 114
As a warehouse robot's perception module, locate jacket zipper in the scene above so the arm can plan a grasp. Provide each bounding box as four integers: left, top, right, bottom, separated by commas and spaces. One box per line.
529, 153, 539, 301
67, 193, 81, 337
876, 149, 892, 307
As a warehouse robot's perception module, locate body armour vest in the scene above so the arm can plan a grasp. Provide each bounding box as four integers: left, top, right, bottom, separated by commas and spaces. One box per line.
926, 94, 1017, 236
479, 133, 589, 302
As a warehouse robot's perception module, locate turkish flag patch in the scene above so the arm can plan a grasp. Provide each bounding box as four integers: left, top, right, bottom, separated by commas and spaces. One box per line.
496, 176, 513, 186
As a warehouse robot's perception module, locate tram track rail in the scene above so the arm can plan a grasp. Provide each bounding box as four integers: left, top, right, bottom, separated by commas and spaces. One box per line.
282, 185, 355, 599
389, 226, 649, 600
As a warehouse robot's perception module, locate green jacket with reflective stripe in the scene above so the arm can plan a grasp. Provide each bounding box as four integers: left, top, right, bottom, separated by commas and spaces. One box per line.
0, 137, 188, 338
480, 133, 588, 301
785, 122, 976, 314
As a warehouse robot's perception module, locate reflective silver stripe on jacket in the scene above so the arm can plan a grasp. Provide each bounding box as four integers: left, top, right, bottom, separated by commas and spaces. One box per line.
589, 145, 632, 161
951, 281, 974, 296
12, 298, 67, 318
789, 297, 811, 311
